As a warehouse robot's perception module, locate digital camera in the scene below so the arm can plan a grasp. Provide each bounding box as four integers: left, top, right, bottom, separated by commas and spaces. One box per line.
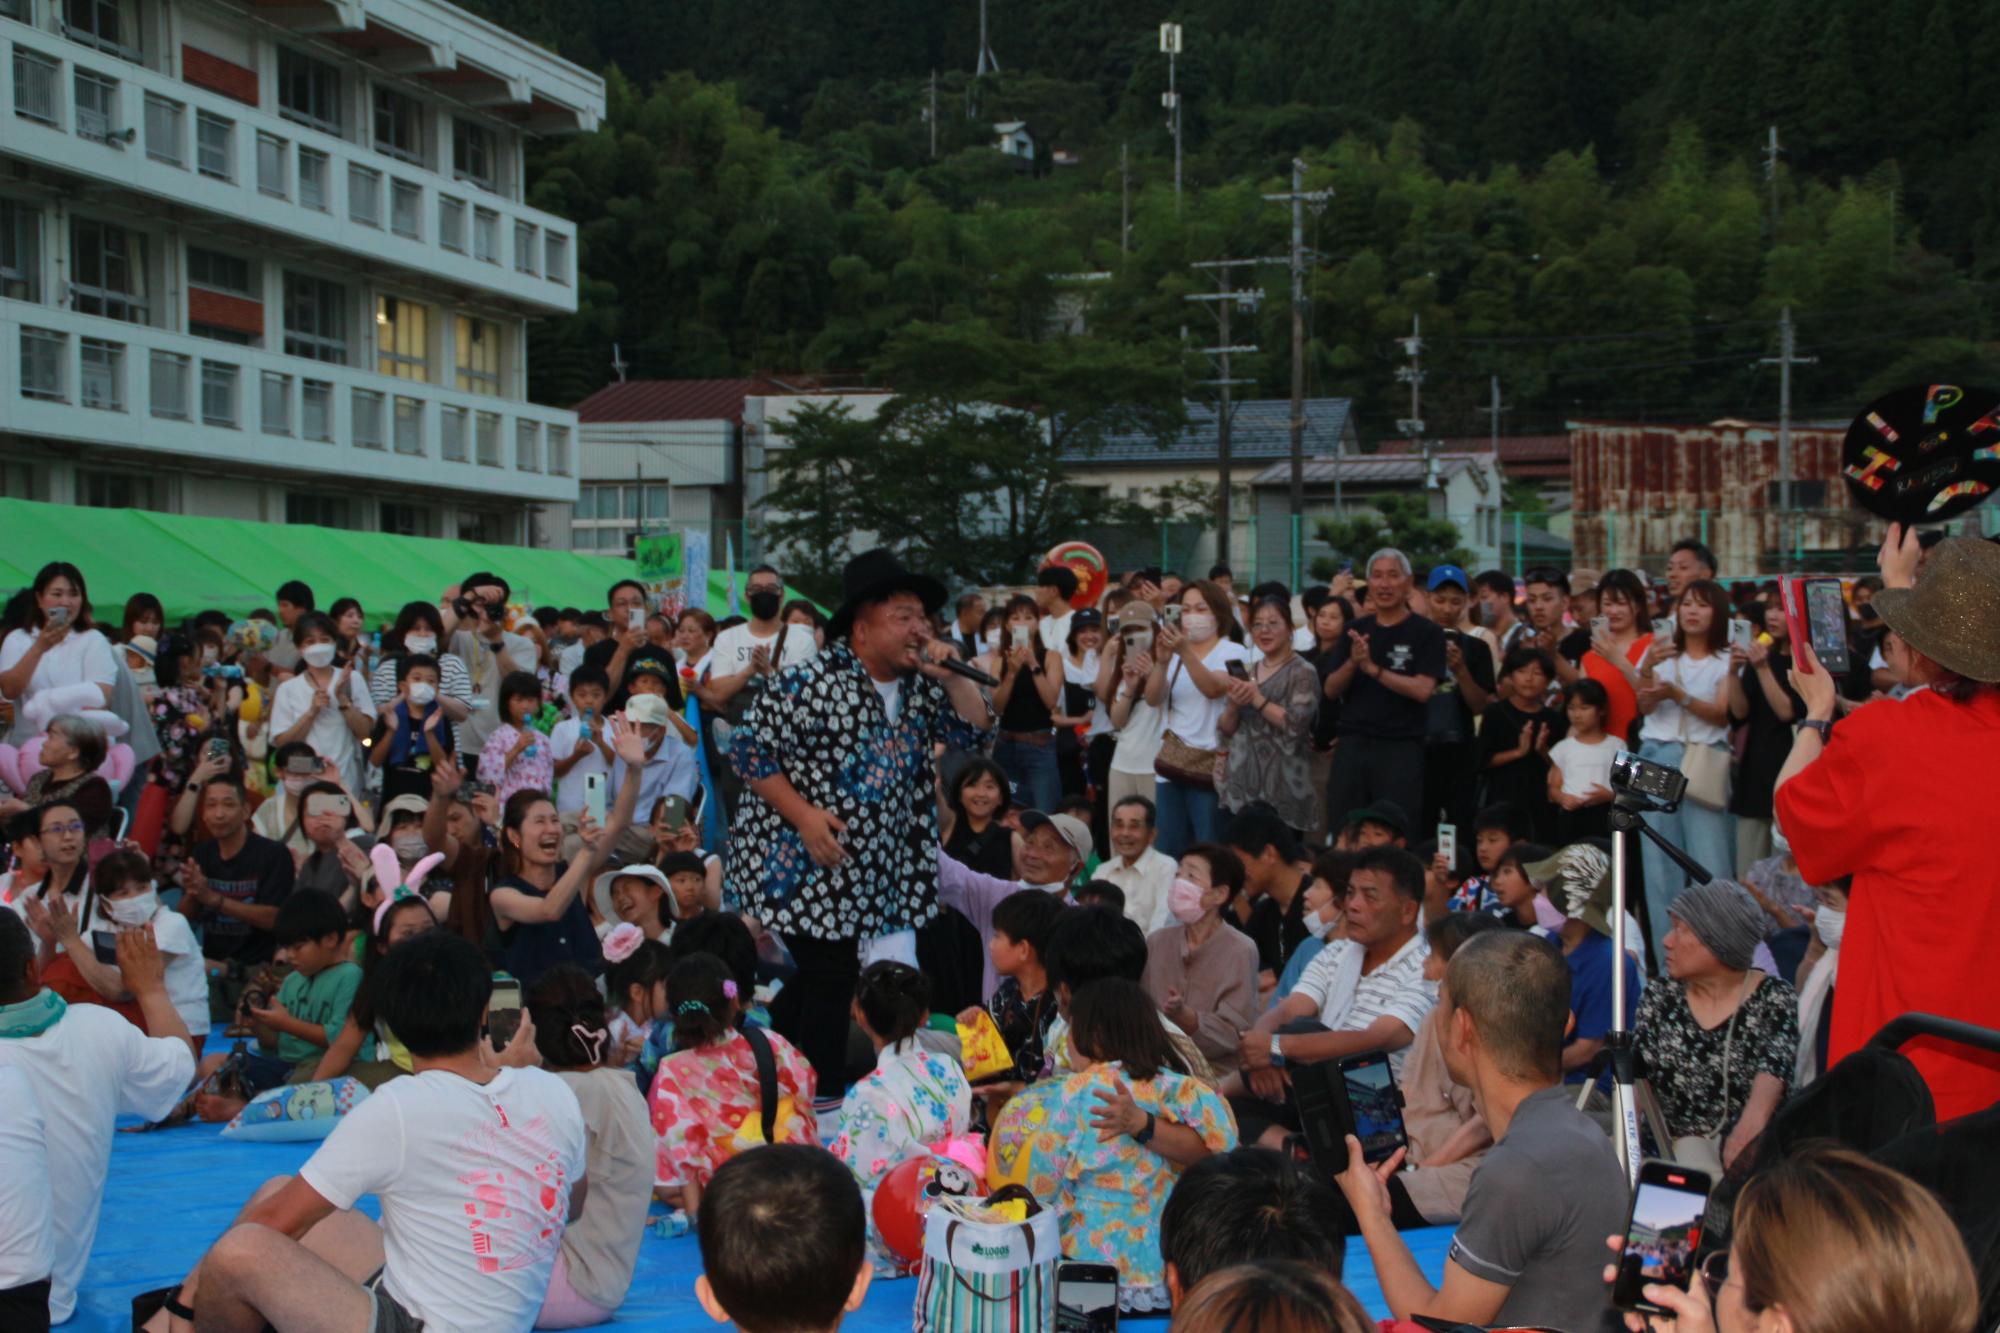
1610, 751, 1688, 812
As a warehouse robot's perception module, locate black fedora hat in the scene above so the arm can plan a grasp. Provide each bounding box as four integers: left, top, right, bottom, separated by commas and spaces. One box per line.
826, 548, 948, 642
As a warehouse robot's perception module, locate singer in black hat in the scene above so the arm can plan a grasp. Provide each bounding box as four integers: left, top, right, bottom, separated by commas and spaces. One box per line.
725, 548, 996, 1095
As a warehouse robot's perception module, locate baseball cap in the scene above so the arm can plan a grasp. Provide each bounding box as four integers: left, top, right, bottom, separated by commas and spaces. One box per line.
1018, 809, 1093, 866
627, 655, 675, 685
1345, 799, 1410, 841
381, 793, 430, 823
625, 693, 671, 726
1427, 564, 1470, 593
1525, 844, 1613, 936
1117, 601, 1157, 628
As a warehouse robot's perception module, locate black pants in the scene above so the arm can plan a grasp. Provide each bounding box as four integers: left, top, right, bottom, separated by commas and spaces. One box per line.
1421, 741, 1478, 838
0, 1278, 49, 1333
771, 931, 861, 1097
1325, 735, 1425, 832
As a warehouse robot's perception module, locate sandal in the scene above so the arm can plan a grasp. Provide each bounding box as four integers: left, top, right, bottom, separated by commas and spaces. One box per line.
130, 1283, 194, 1330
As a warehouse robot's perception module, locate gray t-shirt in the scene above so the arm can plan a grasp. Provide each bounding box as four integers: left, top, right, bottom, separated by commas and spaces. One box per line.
554, 1068, 654, 1310
1447, 1084, 1629, 1333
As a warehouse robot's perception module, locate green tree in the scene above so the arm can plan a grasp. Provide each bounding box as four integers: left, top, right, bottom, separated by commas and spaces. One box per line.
1309, 494, 1473, 580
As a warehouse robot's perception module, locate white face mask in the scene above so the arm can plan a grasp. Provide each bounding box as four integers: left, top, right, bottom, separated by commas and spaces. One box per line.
407, 682, 438, 706
979, 632, 999, 655
301, 642, 337, 669
403, 634, 437, 656
105, 890, 158, 927
1815, 906, 1845, 949
1181, 611, 1217, 642
130, 667, 157, 687
392, 833, 430, 863
282, 774, 312, 797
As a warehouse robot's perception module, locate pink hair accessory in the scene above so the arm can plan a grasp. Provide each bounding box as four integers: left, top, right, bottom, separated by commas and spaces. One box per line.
722, 979, 739, 1000
370, 846, 449, 932
602, 922, 644, 964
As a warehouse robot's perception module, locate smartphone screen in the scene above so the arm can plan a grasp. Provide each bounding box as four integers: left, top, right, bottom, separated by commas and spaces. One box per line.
1011, 625, 1033, 650
1436, 822, 1457, 867
1728, 618, 1754, 654
1224, 660, 1250, 681
1652, 616, 1676, 642
487, 975, 523, 1051
1591, 614, 1609, 638
1342, 1053, 1408, 1164
584, 772, 607, 824
1803, 579, 1852, 675
1613, 1161, 1713, 1313
1055, 1262, 1119, 1333
628, 607, 646, 632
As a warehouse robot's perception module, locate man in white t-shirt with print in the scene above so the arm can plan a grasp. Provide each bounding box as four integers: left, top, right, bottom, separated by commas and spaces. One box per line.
174, 931, 585, 1333
702, 565, 820, 711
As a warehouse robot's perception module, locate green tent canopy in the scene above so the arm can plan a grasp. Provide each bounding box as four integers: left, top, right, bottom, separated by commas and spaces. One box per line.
0, 496, 802, 624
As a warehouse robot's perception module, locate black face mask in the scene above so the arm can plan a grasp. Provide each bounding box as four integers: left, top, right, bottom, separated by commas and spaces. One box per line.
748, 590, 782, 620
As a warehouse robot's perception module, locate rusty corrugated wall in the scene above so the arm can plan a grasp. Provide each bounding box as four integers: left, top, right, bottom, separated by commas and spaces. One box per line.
1569, 420, 1874, 574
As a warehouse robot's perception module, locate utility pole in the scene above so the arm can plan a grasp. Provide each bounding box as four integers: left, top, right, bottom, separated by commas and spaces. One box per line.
1188, 258, 1267, 569
1160, 23, 1182, 215
1396, 315, 1432, 489
1262, 158, 1333, 584
610, 343, 629, 383
1483, 374, 1509, 452
976, 0, 999, 75
927, 70, 937, 158
1762, 124, 1782, 235
1760, 305, 1817, 515
1120, 142, 1131, 255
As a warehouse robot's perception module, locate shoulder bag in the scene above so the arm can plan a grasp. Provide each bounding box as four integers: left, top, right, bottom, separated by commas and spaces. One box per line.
1152, 658, 1220, 789
1675, 662, 1731, 812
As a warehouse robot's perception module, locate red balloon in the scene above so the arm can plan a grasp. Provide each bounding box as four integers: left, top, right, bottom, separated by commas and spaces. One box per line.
871, 1154, 937, 1269
1045, 541, 1108, 610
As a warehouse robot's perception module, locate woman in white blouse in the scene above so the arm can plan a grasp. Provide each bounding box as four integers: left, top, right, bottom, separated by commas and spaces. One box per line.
0, 562, 119, 745
1634, 578, 1738, 955
1142, 581, 1248, 856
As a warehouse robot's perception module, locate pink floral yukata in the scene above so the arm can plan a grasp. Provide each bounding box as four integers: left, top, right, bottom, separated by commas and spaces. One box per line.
648, 1027, 817, 1190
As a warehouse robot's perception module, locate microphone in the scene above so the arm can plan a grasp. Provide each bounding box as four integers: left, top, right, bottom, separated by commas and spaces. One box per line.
936, 655, 999, 688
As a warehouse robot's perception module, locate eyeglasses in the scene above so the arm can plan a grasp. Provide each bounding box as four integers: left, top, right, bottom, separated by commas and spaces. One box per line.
1699, 1249, 1731, 1303
41, 821, 85, 837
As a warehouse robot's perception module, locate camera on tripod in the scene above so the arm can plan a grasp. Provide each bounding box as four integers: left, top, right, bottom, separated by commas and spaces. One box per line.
1610, 751, 1688, 813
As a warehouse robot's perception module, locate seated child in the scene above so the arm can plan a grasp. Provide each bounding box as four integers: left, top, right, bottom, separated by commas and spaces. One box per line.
312, 890, 439, 1088
1446, 802, 1531, 914
1489, 841, 1562, 934
963, 888, 1068, 1108
695, 1146, 873, 1333
591, 864, 676, 944
39, 849, 206, 1055
668, 911, 770, 1030
602, 927, 675, 1093
367, 654, 454, 807
526, 964, 654, 1330
832, 962, 973, 1276
1073, 880, 1126, 914
649, 952, 817, 1218
649, 795, 722, 911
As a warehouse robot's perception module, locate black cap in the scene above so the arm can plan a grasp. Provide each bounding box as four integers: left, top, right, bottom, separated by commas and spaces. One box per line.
627, 654, 675, 684
1346, 799, 1411, 840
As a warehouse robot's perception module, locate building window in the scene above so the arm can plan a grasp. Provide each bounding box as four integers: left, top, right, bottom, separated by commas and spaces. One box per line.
69, 218, 147, 323
78, 336, 123, 409
278, 48, 341, 136
451, 118, 495, 190
372, 85, 421, 164
439, 196, 466, 252
187, 246, 252, 297
257, 133, 288, 198
301, 378, 332, 440
381, 502, 425, 536
475, 410, 500, 466
78, 470, 153, 509
13, 49, 59, 125
545, 233, 569, 285
20, 327, 64, 400
575, 484, 669, 538
547, 424, 571, 476
512, 221, 538, 275
389, 179, 420, 238
441, 405, 468, 461
472, 207, 498, 263
73, 68, 116, 143
195, 112, 233, 180
374, 295, 427, 381
65, 0, 137, 62
0, 0, 28, 22
287, 493, 352, 528
189, 324, 254, 346
150, 349, 189, 419
282, 272, 346, 363
515, 418, 539, 471
144, 94, 183, 165
0, 200, 40, 301
261, 370, 291, 435
200, 361, 238, 427
351, 388, 384, 448
298, 148, 329, 212
393, 394, 422, 455
454, 315, 499, 395
348, 165, 380, 226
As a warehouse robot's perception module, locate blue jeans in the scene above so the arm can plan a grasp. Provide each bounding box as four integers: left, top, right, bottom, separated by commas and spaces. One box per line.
1636, 739, 1737, 964
1155, 777, 1220, 858
992, 734, 1062, 814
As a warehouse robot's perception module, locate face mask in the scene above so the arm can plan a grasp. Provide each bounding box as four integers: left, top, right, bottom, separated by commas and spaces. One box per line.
392, 833, 430, 864
979, 632, 999, 655
1167, 877, 1208, 925
105, 890, 158, 927
748, 590, 783, 621
1182, 612, 1217, 642
1815, 906, 1845, 950
404, 634, 437, 656
407, 682, 437, 706
130, 667, 156, 687
282, 775, 312, 797
301, 643, 337, 669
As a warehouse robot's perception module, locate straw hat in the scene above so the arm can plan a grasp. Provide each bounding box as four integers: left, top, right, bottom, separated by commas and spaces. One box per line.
1871, 537, 2000, 683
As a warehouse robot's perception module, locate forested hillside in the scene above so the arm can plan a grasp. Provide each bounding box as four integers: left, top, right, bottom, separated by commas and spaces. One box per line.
466, 0, 2000, 438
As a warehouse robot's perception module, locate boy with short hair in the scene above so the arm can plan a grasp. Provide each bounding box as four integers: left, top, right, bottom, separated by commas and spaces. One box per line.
966, 888, 1070, 1093
259, 891, 366, 1080
656, 850, 713, 925
695, 1145, 871, 1333
1446, 803, 1530, 915
368, 653, 454, 806
1073, 880, 1126, 915
551, 664, 615, 817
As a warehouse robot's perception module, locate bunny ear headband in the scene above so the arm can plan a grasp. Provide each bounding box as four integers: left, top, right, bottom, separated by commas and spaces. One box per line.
370, 843, 449, 932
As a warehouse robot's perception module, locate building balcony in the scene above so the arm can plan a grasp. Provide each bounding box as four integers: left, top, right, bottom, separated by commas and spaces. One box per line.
3, 20, 580, 315
3, 302, 576, 503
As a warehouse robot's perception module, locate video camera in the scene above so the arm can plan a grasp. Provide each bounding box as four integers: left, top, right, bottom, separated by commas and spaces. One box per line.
1610, 750, 1687, 813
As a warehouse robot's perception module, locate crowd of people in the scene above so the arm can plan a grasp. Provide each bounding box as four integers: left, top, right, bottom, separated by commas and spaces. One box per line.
0, 520, 1993, 1333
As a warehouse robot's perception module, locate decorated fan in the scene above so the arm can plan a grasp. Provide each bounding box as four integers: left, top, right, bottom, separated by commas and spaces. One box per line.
1044, 540, 1108, 610
1841, 383, 2000, 524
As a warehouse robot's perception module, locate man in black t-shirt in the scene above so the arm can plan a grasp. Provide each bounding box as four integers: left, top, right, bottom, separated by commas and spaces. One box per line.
177, 777, 296, 1019
1224, 805, 1317, 984
1521, 566, 1584, 695
1321, 549, 1446, 833
1421, 566, 1495, 840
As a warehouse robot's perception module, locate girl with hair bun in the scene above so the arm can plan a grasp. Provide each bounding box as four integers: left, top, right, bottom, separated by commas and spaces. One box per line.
832, 961, 974, 1276
646, 950, 816, 1218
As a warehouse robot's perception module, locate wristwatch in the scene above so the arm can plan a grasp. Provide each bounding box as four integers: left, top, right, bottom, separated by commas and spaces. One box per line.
1132, 1110, 1157, 1146
1800, 718, 1833, 740
1269, 1033, 1287, 1067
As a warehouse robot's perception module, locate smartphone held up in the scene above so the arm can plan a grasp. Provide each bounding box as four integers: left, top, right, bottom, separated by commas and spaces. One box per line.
1613, 1160, 1713, 1315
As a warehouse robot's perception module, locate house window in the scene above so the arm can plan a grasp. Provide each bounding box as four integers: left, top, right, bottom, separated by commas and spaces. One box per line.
372, 85, 421, 164
348, 165, 380, 226
374, 295, 427, 381
261, 370, 291, 435
195, 112, 233, 180
452, 118, 495, 190
351, 388, 384, 448
257, 133, 288, 197
79, 337, 123, 409
200, 361, 238, 426
454, 315, 499, 395
301, 378, 332, 440
20, 327, 64, 400
472, 207, 498, 263
545, 233, 569, 285
69, 218, 147, 323
287, 493, 352, 527
389, 179, 420, 238
144, 95, 183, 165
78, 470, 154, 509
73, 68, 116, 143
278, 48, 342, 135
298, 148, 329, 212
0, 200, 40, 301
438, 196, 466, 252
149, 349, 189, 419
513, 220, 538, 275
65, 0, 137, 61
13, 49, 59, 124
282, 272, 346, 363
187, 246, 252, 296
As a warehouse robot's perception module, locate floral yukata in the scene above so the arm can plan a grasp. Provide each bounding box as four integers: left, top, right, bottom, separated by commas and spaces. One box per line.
728, 644, 991, 938
648, 1028, 818, 1191
832, 1039, 974, 1276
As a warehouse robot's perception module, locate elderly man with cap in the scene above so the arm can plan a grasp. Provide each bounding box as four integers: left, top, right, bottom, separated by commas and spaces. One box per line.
1775, 525, 2000, 1121
937, 808, 1092, 1003
1524, 845, 1641, 1085
727, 548, 995, 1095
1634, 878, 1797, 1172
608, 693, 698, 864
1035, 564, 1081, 652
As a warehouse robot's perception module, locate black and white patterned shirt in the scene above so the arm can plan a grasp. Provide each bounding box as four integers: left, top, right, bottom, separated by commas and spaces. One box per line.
1637, 973, 1798, 1138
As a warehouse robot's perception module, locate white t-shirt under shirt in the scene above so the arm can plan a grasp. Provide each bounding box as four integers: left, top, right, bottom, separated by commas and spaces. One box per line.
0, 1003, 195, 1321
1163, 638, 1250, 751
0, 1066, 53, 1295
708, 623, 818, 683
1549, 735, 1623, 798
1636, 652, 1730, 747
301, 1066, 587, 1333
